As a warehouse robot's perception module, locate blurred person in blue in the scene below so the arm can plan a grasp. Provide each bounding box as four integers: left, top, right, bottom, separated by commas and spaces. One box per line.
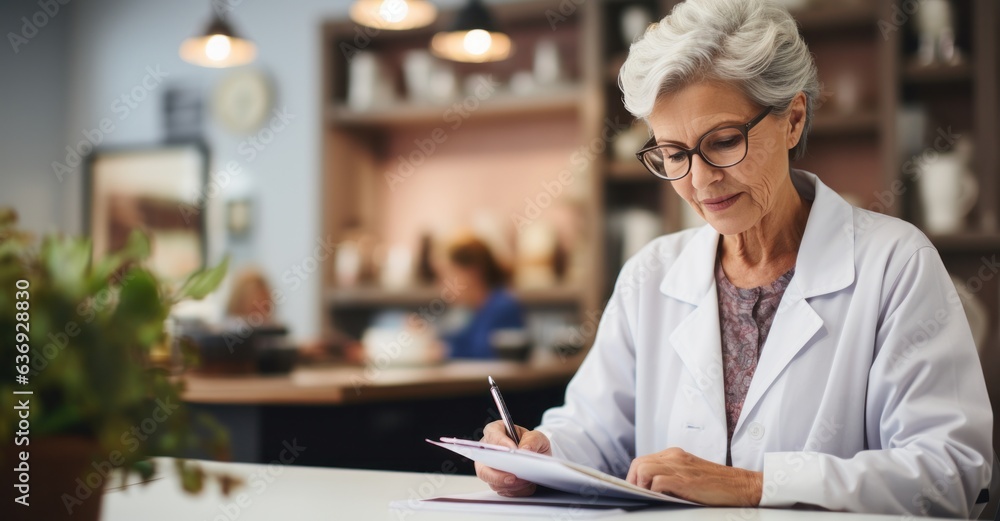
435, 235, 525, 360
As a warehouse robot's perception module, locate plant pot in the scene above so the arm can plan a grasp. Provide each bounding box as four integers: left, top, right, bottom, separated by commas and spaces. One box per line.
4, 436, 105, 521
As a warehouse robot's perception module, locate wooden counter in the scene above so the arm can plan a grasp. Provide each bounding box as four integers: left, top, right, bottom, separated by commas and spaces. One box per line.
181, 358, 582, 405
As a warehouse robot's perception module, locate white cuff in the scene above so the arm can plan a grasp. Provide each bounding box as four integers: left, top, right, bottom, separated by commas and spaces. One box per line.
759, 451, 827, 509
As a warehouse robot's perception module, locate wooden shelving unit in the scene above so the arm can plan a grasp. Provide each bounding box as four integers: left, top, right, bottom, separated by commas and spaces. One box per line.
791, 3, 878, 33
327, 85, 585, 128
319, 0, 604, 343
810, 110, 880, 137
326, 285, 582, 308
902, 62, 974, 85
929, 233, 1000, 253
606, 160, 652, 181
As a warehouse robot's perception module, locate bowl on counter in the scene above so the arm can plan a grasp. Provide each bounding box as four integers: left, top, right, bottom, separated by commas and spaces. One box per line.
490, 329, 533, 363
184, 323, 298, 375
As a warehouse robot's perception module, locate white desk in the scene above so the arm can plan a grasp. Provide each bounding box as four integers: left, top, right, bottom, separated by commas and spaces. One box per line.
101, 459, 949, 520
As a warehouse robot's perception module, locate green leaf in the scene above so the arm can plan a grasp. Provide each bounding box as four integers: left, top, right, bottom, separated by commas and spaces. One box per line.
134, 460, 156, 481
0, 238, 27, 261
196, 412, 232, 460
32, 403, 85, 436
178, 461, 205, 493
123, 229, 151, 260
43, 235, 92, 296
174, 255, 229, 301
117, 269, 160, 311
88, 231, 152, 294
112, 269, 166, 335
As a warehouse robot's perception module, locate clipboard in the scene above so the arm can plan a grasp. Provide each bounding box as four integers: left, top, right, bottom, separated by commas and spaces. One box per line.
426, 437, 699, 506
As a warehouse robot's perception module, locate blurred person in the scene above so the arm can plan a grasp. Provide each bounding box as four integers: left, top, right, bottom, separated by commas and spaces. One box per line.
224, 268, 359, 363
225, 267, 277, 324
435, 235, 525, 360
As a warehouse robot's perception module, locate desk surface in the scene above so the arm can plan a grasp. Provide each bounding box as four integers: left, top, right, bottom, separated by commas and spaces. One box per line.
182, 359, 580, 405
102, 459, 946, 521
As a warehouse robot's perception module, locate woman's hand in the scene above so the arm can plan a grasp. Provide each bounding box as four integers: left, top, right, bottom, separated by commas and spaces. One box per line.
474, 421, 551, 497
626, 447, 762, 506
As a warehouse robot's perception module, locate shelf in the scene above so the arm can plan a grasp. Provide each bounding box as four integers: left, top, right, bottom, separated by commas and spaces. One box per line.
328, 86, 585, 128
810, 110, 880, 138
326, 285, 583, 308
793, 3, 878, 34
929, 232, 1000, 252
327, 286, 438, 307
515, 287, 583, 306
606, 160, 654, 181
903, 62, 974, 85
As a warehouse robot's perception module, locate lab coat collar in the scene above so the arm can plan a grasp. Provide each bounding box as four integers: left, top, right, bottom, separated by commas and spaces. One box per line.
660, 170, 856, 438
787, 169, 856, 298
658, 169, 855, 303
657, 224, 720, 305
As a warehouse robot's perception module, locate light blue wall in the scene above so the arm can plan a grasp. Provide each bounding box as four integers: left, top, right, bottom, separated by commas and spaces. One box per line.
0, 0, 73, 235
2, 0, 513, 340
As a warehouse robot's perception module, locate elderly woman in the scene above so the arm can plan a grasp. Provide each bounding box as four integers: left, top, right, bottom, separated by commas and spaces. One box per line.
474, 0, 992, 517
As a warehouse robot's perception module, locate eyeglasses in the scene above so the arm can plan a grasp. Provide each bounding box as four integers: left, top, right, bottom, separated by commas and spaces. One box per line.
635, 106, 773, 181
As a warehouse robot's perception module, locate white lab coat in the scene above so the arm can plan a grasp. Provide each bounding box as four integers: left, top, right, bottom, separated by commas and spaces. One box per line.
535, 170, 993, 517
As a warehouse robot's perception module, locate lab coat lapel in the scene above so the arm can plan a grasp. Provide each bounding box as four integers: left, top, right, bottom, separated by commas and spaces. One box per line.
661, 226, 728, 429
733, 284, 823, 435
734, 171, 856, 434
669, 287, 727, 429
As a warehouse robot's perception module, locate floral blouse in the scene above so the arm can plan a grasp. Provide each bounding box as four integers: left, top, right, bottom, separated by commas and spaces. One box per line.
715, 257, 795, 460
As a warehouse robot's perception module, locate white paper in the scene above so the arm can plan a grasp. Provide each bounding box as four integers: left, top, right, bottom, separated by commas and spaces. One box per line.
426, 437, 698, 506
389, 490, 635, 518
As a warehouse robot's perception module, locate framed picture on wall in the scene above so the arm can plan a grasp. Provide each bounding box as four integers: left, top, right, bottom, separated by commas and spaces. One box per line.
84, 143, 209, 284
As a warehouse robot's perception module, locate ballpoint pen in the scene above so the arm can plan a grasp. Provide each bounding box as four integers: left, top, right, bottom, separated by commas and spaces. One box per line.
488, 375, 521, 445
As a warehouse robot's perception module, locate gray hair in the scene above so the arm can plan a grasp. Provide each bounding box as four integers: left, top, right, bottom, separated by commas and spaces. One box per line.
619, 0, 820, 160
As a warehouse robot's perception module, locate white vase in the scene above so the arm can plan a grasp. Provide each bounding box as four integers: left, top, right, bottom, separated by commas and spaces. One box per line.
914, 0, 959, 65
612, 123, 650, 161
533, 40, 563, 86
620, 6, 652, 46
347, 52, 394, 110
917, 151, 977, 234
402, 50, 434, 103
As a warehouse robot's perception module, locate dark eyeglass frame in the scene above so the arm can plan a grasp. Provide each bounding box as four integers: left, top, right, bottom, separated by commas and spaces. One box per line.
635, 105, 774, 181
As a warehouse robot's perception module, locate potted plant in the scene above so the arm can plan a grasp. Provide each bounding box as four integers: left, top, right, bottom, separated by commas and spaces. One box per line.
0, 209, 236, 521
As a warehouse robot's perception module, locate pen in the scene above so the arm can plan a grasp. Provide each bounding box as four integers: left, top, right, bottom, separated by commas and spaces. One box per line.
488, 376, 521, 445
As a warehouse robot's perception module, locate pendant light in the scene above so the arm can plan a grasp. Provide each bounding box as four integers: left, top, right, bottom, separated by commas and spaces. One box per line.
180, 12, 256, 68
350, 0, 437, 30
430, 0, 511, 63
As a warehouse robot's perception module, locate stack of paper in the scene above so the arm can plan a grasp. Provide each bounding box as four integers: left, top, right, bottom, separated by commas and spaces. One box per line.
389, 489, 648, 518
388, 437, 699, 516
